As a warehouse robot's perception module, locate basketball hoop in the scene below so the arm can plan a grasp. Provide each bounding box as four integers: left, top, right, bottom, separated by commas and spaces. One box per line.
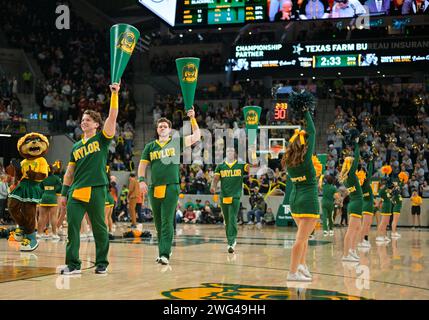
270, 145, 283, 159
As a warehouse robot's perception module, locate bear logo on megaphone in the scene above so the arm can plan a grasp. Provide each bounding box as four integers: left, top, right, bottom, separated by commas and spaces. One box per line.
116, 31, 137, 54
246, 110, 259, 125
182, 63, 198, 83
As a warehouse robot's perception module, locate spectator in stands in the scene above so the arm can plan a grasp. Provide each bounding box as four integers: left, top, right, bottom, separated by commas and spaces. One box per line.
402, 0, 429, 14
176, 204, 183, 223
184, 205, 197, 223
247, 187, 266, 226
112, 154, 126, 171
420, 181, 429, 198
262, 208, 275, 225
140, 203, 153, 222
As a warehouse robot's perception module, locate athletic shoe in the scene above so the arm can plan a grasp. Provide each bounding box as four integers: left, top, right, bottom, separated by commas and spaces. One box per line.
309, 235, 315, 240
375, 236, 386, 242
329, 230, 334, 236
14, 228, 23, 242
342, 254, 359, 262
95, 265, 108, 274
108, 233, 115, 240
350, 249, 360, 260
384, 236, 391, 243
391, 232, 401, 239
256, 222, 262, 228
36, 233, 43, 240
41, 234, 51, 240
227, 241, 236, 254
51, 234, 61, 241
60, 266, 81, 275
247, 221, 254, 225
361, 239, 371, 248
287, 271, 312, 282
155, 257, 161, 263
159, 256, 169, 265
297, 264, 312, 279
323, 231, 329, 237
20, 233, 39, 252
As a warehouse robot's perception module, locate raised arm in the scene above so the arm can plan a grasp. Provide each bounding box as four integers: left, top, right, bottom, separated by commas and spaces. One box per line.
103, 83, 120, 138
184, 107, 201, 147
304, 110, 316, 161
351, 142, 359, 172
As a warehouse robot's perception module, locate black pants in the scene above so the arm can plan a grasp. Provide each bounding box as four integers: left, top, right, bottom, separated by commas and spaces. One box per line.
341, 207, 348, 225
0, 199, 6, 220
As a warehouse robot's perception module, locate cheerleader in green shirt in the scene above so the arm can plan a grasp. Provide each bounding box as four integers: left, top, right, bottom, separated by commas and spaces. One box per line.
320, 174, 338, 236
138, 109, 201, 265
283, 109, 317, 282
211, 147, 250, 253
339, 140, 363, 262
38, 164, 62, 240
375, 171, 394, 243
358, 160, 374, 249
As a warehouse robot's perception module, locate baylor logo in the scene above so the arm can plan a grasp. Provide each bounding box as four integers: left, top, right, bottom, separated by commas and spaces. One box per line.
117, 32, 136, 54
161, 283, 368, 300
246, 110, 259, 125
182, 63, 198, 83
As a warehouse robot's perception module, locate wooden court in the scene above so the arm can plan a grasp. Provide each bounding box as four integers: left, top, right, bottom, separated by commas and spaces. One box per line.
0, 223, 428, 300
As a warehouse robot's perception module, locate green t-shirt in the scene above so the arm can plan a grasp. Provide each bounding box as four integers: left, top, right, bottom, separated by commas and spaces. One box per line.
184, 201, 195, 210
69, 131, 112, 189
40, 175, 62, 195
141, 137, 183, 186
322, 183, 337, 204
214, 160, 249, 198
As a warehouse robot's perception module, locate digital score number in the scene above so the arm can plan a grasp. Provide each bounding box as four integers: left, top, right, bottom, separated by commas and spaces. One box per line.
274, 102, 288, 121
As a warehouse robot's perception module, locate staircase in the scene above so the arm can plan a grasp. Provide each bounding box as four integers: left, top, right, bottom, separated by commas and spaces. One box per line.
314, 98, 335, 154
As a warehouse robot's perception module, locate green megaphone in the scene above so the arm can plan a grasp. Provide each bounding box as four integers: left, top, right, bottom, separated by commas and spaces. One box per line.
110, 24, 140, 84
176, 57, 200, 111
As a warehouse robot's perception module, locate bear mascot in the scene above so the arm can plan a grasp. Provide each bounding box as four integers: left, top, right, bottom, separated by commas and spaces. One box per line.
8, 132, 49, 251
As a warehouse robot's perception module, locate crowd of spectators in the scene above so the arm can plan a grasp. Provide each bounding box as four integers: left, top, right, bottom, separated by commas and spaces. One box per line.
1, 0, 136, 171
326, 80, 429, 198
0, 75, 25, 133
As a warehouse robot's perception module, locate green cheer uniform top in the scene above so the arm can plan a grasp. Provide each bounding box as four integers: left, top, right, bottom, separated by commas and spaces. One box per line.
39, 175, 62, 206
362, 160, 374, 215
68, 130, 113, 200
344, 142, 363, 218
379, 187, 392, 215
214, 160, 249, 202
286, 111, 319, 218
140, 136, 183, 187
392, 182, 403, 214
9, 157, 49, 203
53, 173, 63, 196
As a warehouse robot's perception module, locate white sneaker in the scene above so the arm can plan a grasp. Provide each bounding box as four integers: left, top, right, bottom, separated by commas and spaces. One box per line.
51, 234, 61, 241
362, 239, 371, 248
297, 264, 312, 279
41, 234, 51, 240
36, 233, 43, 240
384, 236, 391, 243
247, 221, 254, 225
159, 256, 169, 265
287, 271, 312, 282
375, 236, 386, 242
342, 254, 359, 262
256, 222, 262, 228
323, 231, 329, 237
329, 230, 334, 236
350, 249, 360, 260
391, 232, 401, 239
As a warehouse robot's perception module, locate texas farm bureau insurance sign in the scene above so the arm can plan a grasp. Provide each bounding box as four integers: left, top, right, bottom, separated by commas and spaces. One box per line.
227, 39, 429, 71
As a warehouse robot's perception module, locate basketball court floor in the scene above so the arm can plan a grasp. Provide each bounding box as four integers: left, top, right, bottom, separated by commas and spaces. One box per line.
0, 223, 427, 300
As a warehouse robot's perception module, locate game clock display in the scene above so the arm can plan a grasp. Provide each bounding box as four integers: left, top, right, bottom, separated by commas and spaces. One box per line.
177, 0, 266, 26
313, 54, 362, 68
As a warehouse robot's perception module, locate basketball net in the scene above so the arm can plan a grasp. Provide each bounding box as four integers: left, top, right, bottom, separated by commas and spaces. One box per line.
270, 145, 283, 159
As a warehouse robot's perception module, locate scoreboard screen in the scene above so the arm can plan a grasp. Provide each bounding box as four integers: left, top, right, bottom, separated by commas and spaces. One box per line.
176, 0, 266, 26
313, 54, 362, 68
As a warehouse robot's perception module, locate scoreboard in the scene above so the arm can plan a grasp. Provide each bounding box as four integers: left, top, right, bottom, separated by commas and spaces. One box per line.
176, 0, 266, 26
